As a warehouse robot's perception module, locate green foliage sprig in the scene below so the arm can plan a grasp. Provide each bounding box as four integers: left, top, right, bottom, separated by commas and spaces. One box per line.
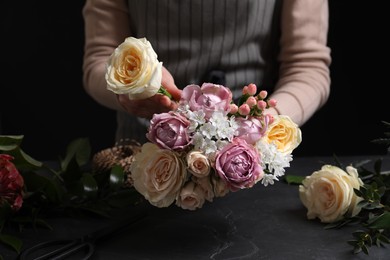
0, 135, 141, 256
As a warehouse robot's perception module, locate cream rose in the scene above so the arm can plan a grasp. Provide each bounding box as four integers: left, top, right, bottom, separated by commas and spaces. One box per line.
175, 181, 206, 210
105, 37, 162, 100
186, 150, 211, 178
263, 115, 301, 155
191, 176, 214, 202
130, 142, 187, 208
299, 165, 364, 223
210, 173, 229, 198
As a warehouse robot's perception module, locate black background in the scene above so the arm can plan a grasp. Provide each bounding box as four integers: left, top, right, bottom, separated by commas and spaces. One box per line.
1, 1, 389, 160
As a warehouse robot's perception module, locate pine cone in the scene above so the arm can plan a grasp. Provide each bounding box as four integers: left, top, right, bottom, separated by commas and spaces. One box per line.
91, 139, 142, 179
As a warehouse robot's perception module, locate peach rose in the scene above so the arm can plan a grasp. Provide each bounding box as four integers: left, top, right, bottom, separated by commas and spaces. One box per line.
176, 181, 206, 210
186, 150, 211, 178
299, 165, 364, 223
263, 115, 301, 155
105, 37, 162, 100
130, 142, 187, 207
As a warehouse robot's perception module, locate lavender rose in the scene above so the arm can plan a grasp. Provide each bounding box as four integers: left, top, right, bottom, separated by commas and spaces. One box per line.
0, 154, 24, 211
147, 111, 191, 151
180, 83, 232, 118
215, 138, 263, 191
235, 116, 267, 145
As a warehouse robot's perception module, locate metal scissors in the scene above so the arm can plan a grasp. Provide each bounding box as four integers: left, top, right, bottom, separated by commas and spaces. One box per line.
18, 209, 147, 260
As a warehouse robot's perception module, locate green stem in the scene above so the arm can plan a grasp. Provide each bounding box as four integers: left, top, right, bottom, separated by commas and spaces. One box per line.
157, 86, 172, 100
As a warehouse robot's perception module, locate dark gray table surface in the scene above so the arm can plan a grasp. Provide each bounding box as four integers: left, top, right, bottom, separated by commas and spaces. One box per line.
1, 155, 389, 260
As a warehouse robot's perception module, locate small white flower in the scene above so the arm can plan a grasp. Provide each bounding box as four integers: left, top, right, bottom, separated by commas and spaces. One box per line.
261, 173, 277, 187
202, 138, 218, 155
256, 140, 292, 181
200, 122, 217, 139
192, 133, 205, 150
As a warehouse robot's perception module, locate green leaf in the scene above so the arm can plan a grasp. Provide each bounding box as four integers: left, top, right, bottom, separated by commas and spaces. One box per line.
361, 244, 369, 255
61, 157, 82, 182
0, 135, 24, 146
0, 144, 18, 151
109, 165, 125, 190
61, 138, 91, 170
0, 135, 43, 170
367, 212, 390, 229
0, 233, 23, 253
81, 173, 98, 199
284, 175, 305, 185
22, 171, 64, 204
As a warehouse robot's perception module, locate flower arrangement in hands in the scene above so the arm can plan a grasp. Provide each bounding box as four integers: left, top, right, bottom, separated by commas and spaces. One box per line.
128, 82, 301, 210
105, 36, 302, 210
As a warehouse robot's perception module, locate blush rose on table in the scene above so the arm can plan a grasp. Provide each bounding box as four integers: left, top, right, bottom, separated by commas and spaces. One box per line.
299, 165, 363, 223
286, 121, 390, 255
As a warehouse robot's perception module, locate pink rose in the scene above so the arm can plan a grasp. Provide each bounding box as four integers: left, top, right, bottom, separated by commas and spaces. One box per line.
146, 111, 191, 151
235, 116, 267, 145
0, 154, 24, 211
180, 83, 232, 118
215, 138, 263, 191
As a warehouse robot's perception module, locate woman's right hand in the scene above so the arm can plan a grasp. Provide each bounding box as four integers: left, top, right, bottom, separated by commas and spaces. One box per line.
117, 67, 182, 119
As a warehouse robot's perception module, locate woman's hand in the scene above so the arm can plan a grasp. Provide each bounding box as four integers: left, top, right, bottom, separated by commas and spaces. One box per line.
117, 67, 182, 119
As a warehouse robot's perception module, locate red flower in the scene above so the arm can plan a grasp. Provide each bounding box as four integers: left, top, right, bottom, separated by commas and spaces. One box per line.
0, 154, 24, 211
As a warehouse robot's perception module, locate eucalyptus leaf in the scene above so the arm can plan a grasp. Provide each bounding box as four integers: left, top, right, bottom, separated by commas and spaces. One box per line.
367, 212, 390, 229
0, 233, 23, 253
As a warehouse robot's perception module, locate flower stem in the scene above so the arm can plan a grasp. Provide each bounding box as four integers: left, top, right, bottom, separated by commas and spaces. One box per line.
158, 86, 172, 100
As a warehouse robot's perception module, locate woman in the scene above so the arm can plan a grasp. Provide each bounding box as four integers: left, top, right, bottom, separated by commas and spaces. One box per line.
82, 0, 331, 143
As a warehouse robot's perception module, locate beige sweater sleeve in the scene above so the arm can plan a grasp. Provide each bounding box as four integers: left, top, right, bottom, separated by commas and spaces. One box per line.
269, 0, 332, 126
82, 0, 130, 111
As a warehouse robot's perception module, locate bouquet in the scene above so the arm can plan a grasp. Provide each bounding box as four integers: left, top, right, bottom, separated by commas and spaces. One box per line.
128, 82, 302, 210
105, 37, 301, 210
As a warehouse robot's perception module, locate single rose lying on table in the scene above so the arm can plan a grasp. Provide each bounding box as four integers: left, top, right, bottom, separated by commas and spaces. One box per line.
285, 121, 390, 255
299, 165, 364, 223
128, 82, 302, 210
